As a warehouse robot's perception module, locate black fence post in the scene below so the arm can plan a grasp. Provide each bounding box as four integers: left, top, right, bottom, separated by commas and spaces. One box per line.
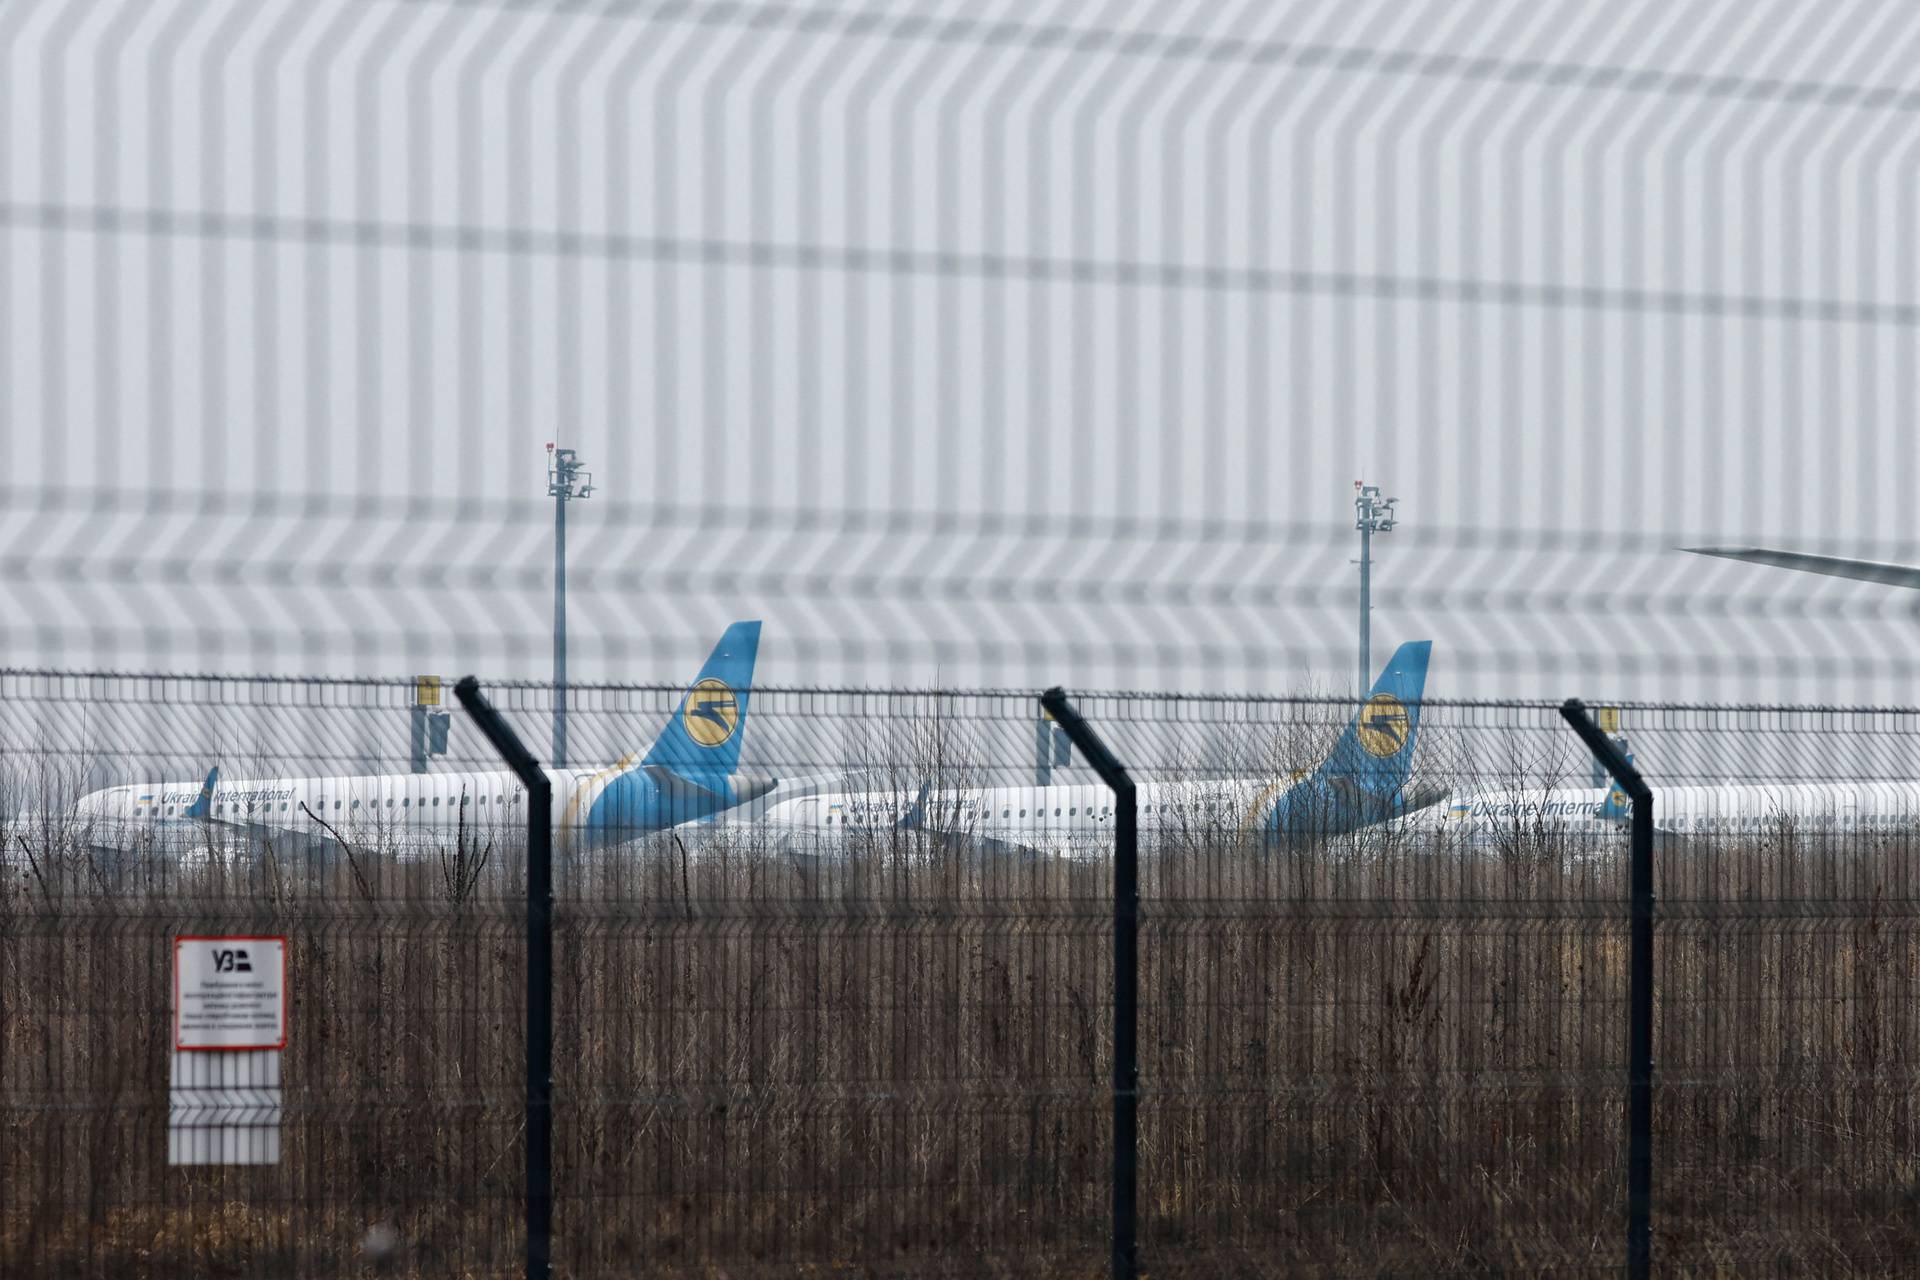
456, 677, 555, 1280
1560, 698, 1653, 1280
1039, 688, 1137, 1280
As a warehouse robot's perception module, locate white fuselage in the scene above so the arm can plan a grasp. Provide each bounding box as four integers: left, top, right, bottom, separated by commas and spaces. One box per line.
65, 755, 779, 857
64, 766, 627, 855
73, 769, 534, 839
753, 776, 1302, 856
1404, 781, 1920, 840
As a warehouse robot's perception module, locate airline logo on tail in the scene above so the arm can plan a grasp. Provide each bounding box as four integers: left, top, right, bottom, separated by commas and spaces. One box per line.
1357, 694, 1411, 758
683, 679, 740, 747
1600, 775, 1633, 821
1261, 639, 1432, 840
640, 621, 761, 777
579, 621, 771, 847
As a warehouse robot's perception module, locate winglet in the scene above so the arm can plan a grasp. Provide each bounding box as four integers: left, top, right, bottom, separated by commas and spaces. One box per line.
183, 766, 219, 820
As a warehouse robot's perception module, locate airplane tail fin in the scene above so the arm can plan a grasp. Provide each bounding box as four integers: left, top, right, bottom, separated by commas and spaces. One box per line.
895, 778, 934, 830
183, 766, 219, 820
640, 622, 762, 779
1598, 757, 1635, 822
1312, 640, 1433, 811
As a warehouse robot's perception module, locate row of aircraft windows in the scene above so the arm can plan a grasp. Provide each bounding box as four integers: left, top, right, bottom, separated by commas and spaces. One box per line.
152, 793, 522, 817
1670, 813, 1913, 831
827, 802, 1215, 826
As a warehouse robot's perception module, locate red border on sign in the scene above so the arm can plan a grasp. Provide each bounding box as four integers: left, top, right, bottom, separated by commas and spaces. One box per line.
174, 935, 288, 1051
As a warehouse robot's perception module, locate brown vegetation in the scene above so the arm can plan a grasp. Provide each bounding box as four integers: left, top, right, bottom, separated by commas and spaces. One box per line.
5, 817, 1920, 1276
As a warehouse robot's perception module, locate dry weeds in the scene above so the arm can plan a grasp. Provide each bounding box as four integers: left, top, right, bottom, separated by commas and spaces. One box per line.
5, 818, 1920, 1276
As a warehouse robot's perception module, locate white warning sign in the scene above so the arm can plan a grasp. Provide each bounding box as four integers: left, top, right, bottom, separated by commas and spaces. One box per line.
174, 936, 286, 1051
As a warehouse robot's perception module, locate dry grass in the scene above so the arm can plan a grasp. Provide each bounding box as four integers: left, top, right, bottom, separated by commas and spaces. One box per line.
5, 818, 1920, 1276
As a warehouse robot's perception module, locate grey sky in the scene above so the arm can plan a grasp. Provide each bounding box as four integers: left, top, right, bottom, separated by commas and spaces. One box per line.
5, 0, 1920, 704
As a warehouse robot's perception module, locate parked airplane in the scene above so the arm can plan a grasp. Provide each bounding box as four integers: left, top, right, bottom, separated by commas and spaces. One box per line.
65, 622, 773, 858
753, 640, 1436, 857
1401, 742, 1920, 843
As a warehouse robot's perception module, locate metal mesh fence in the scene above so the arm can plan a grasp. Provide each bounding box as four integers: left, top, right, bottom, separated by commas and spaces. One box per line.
7, 673, 1920, 1274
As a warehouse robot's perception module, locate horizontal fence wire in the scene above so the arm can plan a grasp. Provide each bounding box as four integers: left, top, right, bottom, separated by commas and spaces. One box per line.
5, 677, 1920, 1274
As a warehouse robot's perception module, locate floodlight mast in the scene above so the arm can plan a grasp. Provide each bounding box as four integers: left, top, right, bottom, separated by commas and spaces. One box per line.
1355, 482, 1399, 695
548, 445, 594, 770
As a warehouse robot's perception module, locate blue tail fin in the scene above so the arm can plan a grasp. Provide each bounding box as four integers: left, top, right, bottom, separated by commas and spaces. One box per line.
184, 766, 219, 820
1311, 639, 1433, 808
895, 778, 934, 830
1598, 755, 1634, 821
641, 622, 762, 778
